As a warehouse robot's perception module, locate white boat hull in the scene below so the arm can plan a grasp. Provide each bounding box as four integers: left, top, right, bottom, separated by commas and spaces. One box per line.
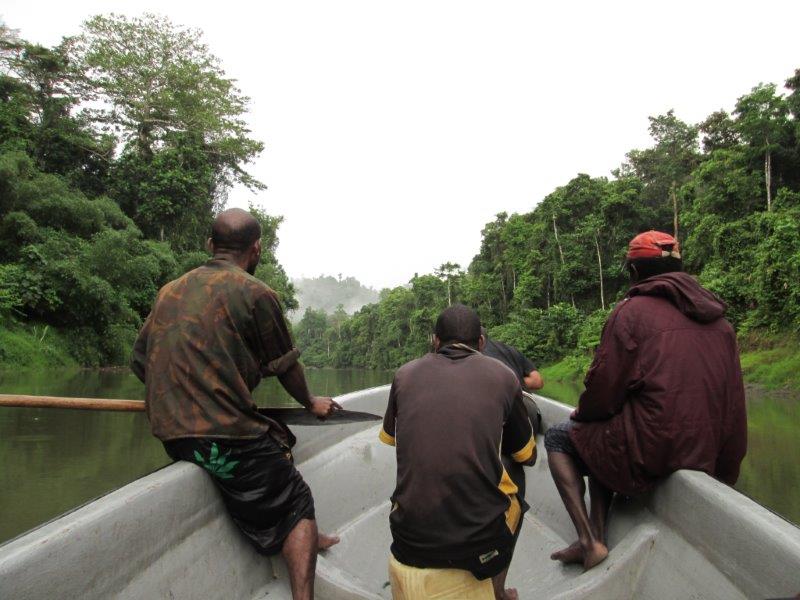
1, 386, 798, 599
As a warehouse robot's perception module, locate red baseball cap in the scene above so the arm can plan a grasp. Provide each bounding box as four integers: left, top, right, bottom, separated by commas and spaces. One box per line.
626, 230, 681, 260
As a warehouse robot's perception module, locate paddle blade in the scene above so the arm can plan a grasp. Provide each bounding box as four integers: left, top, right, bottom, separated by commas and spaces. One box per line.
258, 407, 381, 426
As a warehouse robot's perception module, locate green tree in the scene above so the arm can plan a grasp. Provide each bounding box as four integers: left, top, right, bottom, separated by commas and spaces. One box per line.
248, 204, 297, 311
734, 83, 790, 211
624, 110, 699, 238
434, 262, 463, 307
700, 110, 740, 153
67, 14, 264, 246
0, 35, 113, 194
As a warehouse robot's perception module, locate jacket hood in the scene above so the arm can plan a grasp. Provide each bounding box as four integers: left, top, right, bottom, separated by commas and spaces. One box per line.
628, 272, 726, 323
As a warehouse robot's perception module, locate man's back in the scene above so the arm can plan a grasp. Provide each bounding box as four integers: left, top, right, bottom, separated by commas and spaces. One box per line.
132, 258, 297, 441
381, 346, 534, 561
572, 272, 747, 495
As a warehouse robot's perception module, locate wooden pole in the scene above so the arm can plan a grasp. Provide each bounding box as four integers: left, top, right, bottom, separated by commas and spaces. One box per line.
0, 395, 382, 425
0, 394, 145, 412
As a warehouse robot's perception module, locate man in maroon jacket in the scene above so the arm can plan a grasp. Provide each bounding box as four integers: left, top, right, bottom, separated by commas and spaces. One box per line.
544, 231, 747, 570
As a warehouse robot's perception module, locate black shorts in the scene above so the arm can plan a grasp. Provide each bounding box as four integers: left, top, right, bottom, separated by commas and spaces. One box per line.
164, 432, 315, 556
501, 454, 527, 549
544, 420, 591, 476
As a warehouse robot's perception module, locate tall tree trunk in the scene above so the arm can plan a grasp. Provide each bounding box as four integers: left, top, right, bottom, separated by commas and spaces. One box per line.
552, 214, 573, 306
765, 147, 772, 211
552, 214, 565, 265
546, 274, 551, 309
594, 233, 606, 311
447, 280, 452, 307
499, 275, 507, 317
671, 181, 679, 239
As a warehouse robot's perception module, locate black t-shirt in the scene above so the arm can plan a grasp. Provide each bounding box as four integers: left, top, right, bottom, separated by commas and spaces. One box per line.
482, 337, 536, 387
379, 345, 535, 573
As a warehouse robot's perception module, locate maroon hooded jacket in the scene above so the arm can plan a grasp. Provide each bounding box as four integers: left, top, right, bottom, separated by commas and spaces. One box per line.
570, 272, 747, 496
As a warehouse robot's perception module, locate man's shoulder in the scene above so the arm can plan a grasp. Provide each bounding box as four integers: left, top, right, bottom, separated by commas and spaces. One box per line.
154, 264, 279, 312
395, 353, 435, 377
476, 353, 520, 385
203, 263, 278, 298
490, 338, 525, 361
610, 296, 653, 325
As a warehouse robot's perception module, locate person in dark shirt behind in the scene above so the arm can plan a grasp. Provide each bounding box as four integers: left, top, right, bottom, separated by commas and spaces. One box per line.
380, 304, 536, 600
480, 327, 544, 595
481, 328, 544, 393
544, 231, 747, 571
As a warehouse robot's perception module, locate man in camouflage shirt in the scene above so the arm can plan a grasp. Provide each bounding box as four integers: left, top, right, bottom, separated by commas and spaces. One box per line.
132, 208, 340, 600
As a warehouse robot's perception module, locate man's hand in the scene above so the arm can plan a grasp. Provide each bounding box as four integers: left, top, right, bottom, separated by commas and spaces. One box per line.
524, 369, 544, 391
307, 396, 342, 419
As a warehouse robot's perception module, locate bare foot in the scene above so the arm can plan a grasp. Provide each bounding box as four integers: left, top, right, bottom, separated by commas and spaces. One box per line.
581, 540, 608, 570
550, 541, 583, 564
318, 533, 340, 551
502, 588, 519, 600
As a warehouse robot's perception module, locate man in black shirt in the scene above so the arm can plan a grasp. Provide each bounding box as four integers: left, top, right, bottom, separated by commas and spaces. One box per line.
480, 327, 544, 596
381, 305, 536, 600
481, 328, 543, 392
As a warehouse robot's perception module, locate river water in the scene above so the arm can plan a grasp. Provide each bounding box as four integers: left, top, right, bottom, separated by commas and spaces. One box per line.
0, 368, 393, 544
1, 368, 798, 545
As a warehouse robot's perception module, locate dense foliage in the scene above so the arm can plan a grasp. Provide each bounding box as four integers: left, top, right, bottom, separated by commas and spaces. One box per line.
0, 16, 294, 366
3, 15, 798, 371
300, 71, 800, 370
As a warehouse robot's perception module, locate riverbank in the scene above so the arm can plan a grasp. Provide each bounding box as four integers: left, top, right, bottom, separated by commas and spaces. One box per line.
540, 334, 800, 399
0, 325, 76, 370
0, 318, 140, 368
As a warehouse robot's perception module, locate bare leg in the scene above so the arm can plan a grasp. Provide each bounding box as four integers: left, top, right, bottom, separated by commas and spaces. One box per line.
548, 452, 608, 570
548, 451, 587, 565
550, 477, 613, 564
281, 518, 318, 600
588, 476, 613, 544
492, 569, 518, 600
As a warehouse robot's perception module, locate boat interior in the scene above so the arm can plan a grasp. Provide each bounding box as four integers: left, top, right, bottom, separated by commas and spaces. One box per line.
1, 385, 799, 599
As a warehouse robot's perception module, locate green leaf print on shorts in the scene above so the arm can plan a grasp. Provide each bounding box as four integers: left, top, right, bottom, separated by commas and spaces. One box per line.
193, 442, 239, 479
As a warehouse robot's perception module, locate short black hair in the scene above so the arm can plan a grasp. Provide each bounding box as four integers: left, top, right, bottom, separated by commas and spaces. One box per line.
628, 256, 683, 283
435, 304, 481, 347
211, 208, 261, 253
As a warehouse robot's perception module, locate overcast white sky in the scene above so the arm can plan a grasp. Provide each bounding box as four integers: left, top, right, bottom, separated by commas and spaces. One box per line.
4, 1, 800, 289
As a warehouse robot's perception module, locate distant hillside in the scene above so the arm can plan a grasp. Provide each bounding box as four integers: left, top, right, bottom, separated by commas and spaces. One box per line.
290, 275, 379, 320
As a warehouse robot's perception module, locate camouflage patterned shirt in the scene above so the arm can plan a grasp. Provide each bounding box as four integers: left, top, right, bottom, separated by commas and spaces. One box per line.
131, 258, 300, 441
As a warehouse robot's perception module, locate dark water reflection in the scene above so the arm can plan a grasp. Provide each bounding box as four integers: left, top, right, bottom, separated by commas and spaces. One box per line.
0, 368, 393, 544
540, 379, 800, 527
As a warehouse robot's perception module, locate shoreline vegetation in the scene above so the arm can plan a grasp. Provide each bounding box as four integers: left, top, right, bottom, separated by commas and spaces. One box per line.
538, 339, 800, 406
1, 14, 799, 403
3, 320, 798, 399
